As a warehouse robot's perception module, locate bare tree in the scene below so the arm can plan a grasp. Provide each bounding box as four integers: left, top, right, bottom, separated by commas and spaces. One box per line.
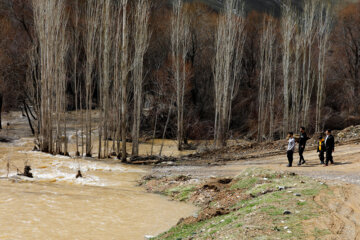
32, 0, 68, 153
84, 0, 101, 157
171, 0, 190, 151
55, 19, 68, 155
113, 2, 122, 157
98, 0, 112, 159
281, 1, 296, 136
120, 0, 129, 162
60, 31, 69, 155
315, 2, 332, 133
301, 0, 318, 127
257, 16, 277, 142
131, 0, 150, 157
290, 30, 302, 131
73, 0, 81, 156
281, 0, 333, 133
213, 0, 245, 147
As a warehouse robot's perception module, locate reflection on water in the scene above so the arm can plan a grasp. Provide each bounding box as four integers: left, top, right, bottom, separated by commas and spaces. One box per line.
0, 138, 197, 240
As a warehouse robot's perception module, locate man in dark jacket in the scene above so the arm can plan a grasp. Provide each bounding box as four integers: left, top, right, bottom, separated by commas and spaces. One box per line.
298, 127, 309, 166
324, 129, 335, 166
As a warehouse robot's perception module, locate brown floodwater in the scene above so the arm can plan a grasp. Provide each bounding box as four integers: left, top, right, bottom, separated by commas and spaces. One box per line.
0, 114, 197, 240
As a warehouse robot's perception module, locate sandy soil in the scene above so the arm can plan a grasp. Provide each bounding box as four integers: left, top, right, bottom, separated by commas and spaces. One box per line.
309, 184, 360, 240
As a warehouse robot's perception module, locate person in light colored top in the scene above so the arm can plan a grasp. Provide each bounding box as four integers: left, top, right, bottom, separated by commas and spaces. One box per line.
287, 132, 295, 167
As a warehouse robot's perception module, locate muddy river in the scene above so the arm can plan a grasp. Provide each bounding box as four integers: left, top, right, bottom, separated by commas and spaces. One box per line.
0, 131, 197, 240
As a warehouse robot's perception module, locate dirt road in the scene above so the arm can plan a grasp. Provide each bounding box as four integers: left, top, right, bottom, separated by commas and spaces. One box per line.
152, 143, 360, 184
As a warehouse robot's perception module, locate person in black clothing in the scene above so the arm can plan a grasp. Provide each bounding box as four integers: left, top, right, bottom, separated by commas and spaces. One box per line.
298, 127, 309, 166
324, 129, 335, 166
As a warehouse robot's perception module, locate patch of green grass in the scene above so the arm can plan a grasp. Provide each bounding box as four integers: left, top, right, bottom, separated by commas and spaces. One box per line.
202, 214, 239, 239
235, 223, 243, 228
261, 205, 284, 216
297, 201, 307, 206
231, 177, 258, 190
209, 229, 217, 235
165, 185, 196, 201
301, 188, 321, 196
157, 214, 237, 240
154, 220, 209, 240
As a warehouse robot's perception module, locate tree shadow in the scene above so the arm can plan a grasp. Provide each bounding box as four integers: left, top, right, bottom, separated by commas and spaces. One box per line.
332, 161, 352, 166
298, 161, 352, 168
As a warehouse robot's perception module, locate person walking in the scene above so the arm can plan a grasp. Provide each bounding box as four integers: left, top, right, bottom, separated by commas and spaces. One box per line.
324, 129, 335, 166
298, 127, 309, 166
287, 132, 295, 167
317, 135, 325, 164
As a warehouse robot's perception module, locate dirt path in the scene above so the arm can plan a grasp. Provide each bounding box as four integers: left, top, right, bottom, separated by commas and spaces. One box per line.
152, 143, 360, 184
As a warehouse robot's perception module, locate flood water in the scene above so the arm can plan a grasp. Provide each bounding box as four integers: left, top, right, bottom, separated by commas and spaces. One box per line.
0, 113, 197, 240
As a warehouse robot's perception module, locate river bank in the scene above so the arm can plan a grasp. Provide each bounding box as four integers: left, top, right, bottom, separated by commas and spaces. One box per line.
141, 167, 360, 240
142, 132, 360, 239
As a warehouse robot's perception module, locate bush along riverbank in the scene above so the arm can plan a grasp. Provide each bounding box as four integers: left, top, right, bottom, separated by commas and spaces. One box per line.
140, 168, 334, 240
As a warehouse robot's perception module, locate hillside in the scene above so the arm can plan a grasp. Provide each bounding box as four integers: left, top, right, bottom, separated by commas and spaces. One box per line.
186, 0, 355, 15
181, 0, 299, 14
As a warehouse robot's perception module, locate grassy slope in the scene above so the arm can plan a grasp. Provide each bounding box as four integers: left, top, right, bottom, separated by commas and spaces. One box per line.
150, 168, 332, 240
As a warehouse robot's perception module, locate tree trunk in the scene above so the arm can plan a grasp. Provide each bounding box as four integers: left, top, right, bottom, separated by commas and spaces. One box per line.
23, 101, 35, 135
120, 0, 129, 162
281, 3, 296, 137
150, 110, 158, 156
159, 102, 173, 157
171, 0, 189, 151
73, 0, 80, 156
131, 0, 150, 157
